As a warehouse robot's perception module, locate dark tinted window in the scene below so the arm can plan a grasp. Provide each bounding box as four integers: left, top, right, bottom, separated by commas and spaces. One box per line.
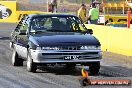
30, 16, 85, 32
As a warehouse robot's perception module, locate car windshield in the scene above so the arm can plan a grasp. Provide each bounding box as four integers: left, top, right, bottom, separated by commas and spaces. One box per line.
30, 16, 86, 33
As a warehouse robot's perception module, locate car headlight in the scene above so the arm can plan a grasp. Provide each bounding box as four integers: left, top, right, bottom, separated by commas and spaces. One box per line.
36, 46, 42, 50
36, 47, 60, 50
80, 46, 101, 50
42, 47, 60, 50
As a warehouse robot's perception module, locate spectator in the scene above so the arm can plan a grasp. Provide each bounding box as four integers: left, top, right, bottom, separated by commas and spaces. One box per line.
51, 0, 57, 13
77, 4, 86, 23
88, 3, 99, 24
48, 3, 52, 12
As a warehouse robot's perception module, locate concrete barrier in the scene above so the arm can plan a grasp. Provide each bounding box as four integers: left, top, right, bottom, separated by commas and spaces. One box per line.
85, 24, 132, 56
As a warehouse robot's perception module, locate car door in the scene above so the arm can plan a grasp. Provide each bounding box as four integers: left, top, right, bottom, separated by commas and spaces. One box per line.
15, 16, 29, 59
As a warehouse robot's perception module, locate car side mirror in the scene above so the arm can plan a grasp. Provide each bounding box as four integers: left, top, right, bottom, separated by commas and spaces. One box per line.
19, 30, 27, 35
88, 29, 93, 35
84, 29, 93, 34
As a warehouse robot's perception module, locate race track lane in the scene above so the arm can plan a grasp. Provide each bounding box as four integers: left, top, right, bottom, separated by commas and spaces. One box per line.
0, 23, 131, 88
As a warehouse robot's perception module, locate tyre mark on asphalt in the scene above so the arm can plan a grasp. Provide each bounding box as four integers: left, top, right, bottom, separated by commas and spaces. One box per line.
24, 71, 68, 88
0, 41, 68, 88
0, 75, 31, 88
0, 64, 33, 88
37, 66, 81, 88
0, 63, 67, 88
0, 41, 12, 65
0, 41, 12, 51
0, 37, 10, 40
100, 66, 132, 77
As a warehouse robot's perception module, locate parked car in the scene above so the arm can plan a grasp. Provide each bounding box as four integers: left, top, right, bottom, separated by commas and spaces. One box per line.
10, 14, 102, 74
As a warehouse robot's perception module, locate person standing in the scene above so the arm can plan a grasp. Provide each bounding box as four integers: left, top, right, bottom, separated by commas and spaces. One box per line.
48, 2, 52, 12
51, 0, 57, 13
88, 3, 99, 24
77, 4, 86, 23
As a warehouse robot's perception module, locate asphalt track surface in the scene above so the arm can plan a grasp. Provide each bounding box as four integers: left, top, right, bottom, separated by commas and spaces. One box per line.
0, 23, 132, 88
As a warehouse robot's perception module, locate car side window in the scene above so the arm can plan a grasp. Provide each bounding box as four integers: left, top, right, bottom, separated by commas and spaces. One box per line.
15, 16, 27, 32
19, 16, 29, 31
44, 18, 52, 29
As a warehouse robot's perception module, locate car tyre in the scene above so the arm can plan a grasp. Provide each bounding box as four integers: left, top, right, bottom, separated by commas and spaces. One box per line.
89, 62, 100, 75
12, 49, 23, 66
27, 53, 37, 73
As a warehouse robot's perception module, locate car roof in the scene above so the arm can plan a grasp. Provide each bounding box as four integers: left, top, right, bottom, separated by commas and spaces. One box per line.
27, 13, 77, 18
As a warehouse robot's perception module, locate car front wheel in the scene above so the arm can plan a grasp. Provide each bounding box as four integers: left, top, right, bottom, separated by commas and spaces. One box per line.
12, 49, 23, 66
89, 62, 100, 75
27, 53, 37, 73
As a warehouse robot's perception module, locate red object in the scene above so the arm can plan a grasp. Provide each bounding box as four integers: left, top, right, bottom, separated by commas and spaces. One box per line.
127, 8, 131, 28
48, 4, 52, 12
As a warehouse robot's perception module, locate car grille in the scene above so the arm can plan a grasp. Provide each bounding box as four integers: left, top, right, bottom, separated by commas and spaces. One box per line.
42, 52, 99, 56
59, 46, 80, 50
42, 52, 100, 59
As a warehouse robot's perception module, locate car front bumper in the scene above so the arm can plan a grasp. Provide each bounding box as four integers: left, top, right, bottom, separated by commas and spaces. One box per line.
30, 49, 102, 64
